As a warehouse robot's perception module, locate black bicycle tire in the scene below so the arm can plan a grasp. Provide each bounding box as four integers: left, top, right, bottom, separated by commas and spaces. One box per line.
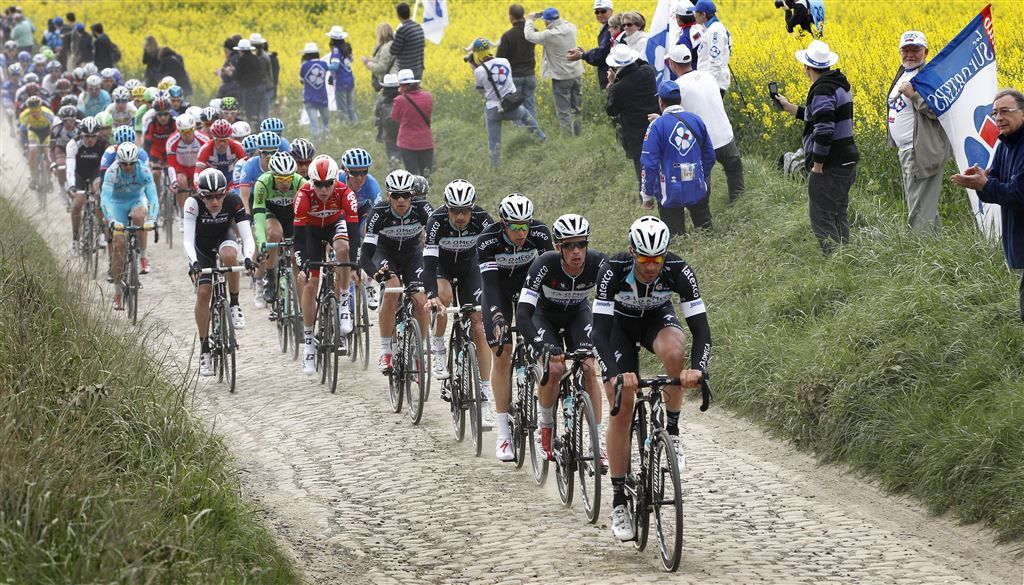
388, 324, 404, 413
163, 189, 175, 249
652, 429, 683, 572
465, 343, 483, 457
555, 386, 574, 508
126, 247, 139, 325
511, 347, 528, 469
632, 404, 650, 552
223, 296, 237, 393
576, 392, 602, 524
276, 283, 288, 354
288, 269, 302, 361
317, 294, 330, 384
348, 284, 360, 364
405, 318, 426, 424
359, 283, 370, 370
328, 295, 340, 394
528, 372, 548, 486
211, 301, 223, 383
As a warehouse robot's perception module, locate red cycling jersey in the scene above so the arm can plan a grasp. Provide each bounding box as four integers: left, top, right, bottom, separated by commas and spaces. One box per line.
293, 181, 359, 232
143, 119, 175, 163
194, 139, 247, 181
166, 131, 210, 178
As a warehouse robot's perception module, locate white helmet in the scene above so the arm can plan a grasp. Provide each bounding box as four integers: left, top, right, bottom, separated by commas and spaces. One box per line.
628, 216, 671, 256
85, 74, 101, 88
385, 169, 416, 194
308, 154, 340, 182
175, 113, 196, 132
185, 105, 204, 121
552, 213, 591, 241
498, 193, 534, 222
231, 120, 251, 139
160, 75, 177, 87
268, 152, 296, 176
443, 179, 476, 208
116, 142, 140, 164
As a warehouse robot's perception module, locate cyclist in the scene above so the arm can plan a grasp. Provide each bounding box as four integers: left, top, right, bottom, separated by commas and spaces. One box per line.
195, 119, 246, 180
293, 155, 361, 375
50, 105, 79, 200
167, 85, 190, 114
198, 106, 220, 135
259, 117, 290, 152
94, 111, 114, 143
339, 147, 383, 309
477, 193, 553, 434
231, 134, 260, 196
66, 117, 109, 253
517, 214, 607, 465
592, 216, 712, 542
166, 113, 210, 228
19, 95, 55, 188
98, 68, 118, 93
185, 168, 256, 376
49, 78, 73, 113
289, 137, 316, 179
100, 142, 159, 309
134, 87, 157, 135
237, 131, 283, 214
251, 151, 305, 308
412, 175, 430, 201
104, 86, 136, 128
423, 180, 500, 441
143, 97, 175, 197
41, 60, 62, 94
359, 169, 434, 373
100, 125, 150, 174
77, 75, 111, 117
220, 96, 240, 124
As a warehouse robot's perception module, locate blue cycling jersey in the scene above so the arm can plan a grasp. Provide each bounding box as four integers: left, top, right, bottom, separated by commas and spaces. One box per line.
100, 144, 149, 173
338, 171, 382, 210
100, 163, 159, 222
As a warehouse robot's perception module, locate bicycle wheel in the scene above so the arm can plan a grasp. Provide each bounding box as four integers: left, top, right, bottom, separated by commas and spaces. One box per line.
465, 344, 482, 457
211, 301, 223, 382
388, 330, 404, 413
221, 297, 237, 393
162, 188, 175, 248
652, 429, 683, 572
576, 393, 602, 524
358, 283, 370, 370
528, 376, 548, 486
348, 284, 361, 364
403, 318, 426, 424
316, 295, 330, 384
510, 351, 529, 469
275, 277, 288, 354
80, 211, 95, 274
288, 269, 302, 361
327, 295, 340, 394
554, 391, 574, 508
448, 339, 465, 441
629, 407, 650, 552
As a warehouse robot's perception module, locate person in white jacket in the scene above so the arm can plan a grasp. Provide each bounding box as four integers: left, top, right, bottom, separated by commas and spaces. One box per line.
525, 7, 584, 135
693, 0, 731, 95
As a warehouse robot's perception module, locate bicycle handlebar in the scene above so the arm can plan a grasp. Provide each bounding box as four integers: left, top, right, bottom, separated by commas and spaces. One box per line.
610, 373, 713, 417
262, 240, 294, 251
445, 304, 480, 315
199, 265, 247, 275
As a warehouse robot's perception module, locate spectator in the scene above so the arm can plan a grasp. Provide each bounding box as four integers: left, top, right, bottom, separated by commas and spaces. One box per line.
887, 31, 951, 232
673, 3, 700, 70
775, 40, 860, 254
471, 37, 545, 168
250, 33, 274, 119
951, 89, 1024, 319
605, 44, 658, 191
91, 23, 117, 70
375, 73, 402, 164
497, 4, 538, 121
360, 23, 398, 92
525, 7, 584, 136
390, 2, 425, 80
620, 11, 648, 56
693, 0, 731, 96
327, 26, 358, 123
143, 36, 161, 87
216, 35, 242, 99
10, 10, 33, 52
57, 12, 75, 68
640, 81, 716, 236
300, 42, 330, 139
568, 0, 614, 90
232, 39, 265, 122
158, 46, 192, 97
43, 17, 63, 54
73, 23, 93, 66
390, 68, 434, 176
665, 43, 745, 203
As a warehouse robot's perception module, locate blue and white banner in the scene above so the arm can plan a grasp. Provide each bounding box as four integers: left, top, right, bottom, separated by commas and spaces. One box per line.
419, 0, 449, 45
645, 0, 682, 84
912, 4, 999, 236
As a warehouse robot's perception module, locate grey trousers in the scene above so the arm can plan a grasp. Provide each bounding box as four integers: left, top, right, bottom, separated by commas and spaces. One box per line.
808, 164, 857, 253
715, 140, 745, 203
899, 148, 943, 232
551, 77, 582, 136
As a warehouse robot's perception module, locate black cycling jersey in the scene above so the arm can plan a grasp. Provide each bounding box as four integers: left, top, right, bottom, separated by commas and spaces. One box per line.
478, 220, 553, 348
592, 252, 711, 379
183, 193, 249, 257
517, 249, 608, 352
422, 204, 494, 298
70, 135, 108, 186
359, 198, 434, 277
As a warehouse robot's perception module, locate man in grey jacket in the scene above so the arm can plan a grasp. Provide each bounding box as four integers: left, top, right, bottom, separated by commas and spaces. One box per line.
525, 7, 584, 136
886, 31, 952, 232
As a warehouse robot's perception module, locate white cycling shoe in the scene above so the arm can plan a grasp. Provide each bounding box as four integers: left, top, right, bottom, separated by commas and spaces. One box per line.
338, 303, 353, 335
302, 345, 317, 375
230, 305, 246, 330
611, 504, 636, 541
199, 352, 214, 377
480, 399, 496, 430
432, 351, 449, 380
495, 435, 515, 462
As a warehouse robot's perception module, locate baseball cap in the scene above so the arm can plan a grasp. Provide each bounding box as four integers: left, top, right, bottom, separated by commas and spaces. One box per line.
593, 0, 613, 9
674, 2, 696, 16
657, 80, 680, 99
900, 31, 927, 48
667, 43, 692, 65
542, 7, 560, 21
694, 0, 717, 14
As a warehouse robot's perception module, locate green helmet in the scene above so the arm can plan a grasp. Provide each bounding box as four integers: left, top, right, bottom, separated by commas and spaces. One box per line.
221, 96, 238, 111
94, 111, 114, 128
142, 87, 159, 103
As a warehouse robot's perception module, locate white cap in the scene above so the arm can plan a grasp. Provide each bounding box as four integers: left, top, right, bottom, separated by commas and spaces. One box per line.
593, 0, 613, 9
666, 43, 692, 64
900, 30, 927, 48
673, 2, 696, 16
397, 69, 420, 84
326, 25, 349, 40
795, 39, 839, 69
605, 43, 639, 68
302, 42, 319, 54
381, 73, 400, 88
249, 32, 266, 45
233, 39, 254, 52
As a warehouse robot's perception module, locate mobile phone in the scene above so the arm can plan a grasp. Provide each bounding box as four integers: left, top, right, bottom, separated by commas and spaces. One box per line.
768, 81, 781, 110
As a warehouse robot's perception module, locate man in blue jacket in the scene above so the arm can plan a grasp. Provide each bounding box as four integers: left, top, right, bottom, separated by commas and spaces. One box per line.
952, 88, 1024, 319
640, 80, 716, 236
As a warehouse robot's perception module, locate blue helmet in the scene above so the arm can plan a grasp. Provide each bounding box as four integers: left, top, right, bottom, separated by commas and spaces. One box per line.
241, 134, 260, 154
17, 50, 30, 62
167, 85, 183, 98
112, 125, 136, 144
259, 117, 284, 134
254, 131, 281, 150
341, 148, 372, 170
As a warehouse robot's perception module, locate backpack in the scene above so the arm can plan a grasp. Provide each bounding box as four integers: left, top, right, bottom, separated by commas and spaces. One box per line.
110, 39, 122, 64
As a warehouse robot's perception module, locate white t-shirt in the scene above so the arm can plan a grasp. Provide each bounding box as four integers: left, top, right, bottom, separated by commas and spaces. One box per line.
888, 69, 919, 151
474, 58, 517, 111
675, 70, 734, 149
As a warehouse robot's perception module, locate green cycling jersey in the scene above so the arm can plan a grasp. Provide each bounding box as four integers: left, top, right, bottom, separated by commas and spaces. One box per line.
134, 104, 149, 133
253, 171, 306, 248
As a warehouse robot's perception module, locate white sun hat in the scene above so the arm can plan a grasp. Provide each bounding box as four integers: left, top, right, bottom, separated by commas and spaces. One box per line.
795, 39, 839, 69
605, 43, 639, 68
327, 25, 349, 40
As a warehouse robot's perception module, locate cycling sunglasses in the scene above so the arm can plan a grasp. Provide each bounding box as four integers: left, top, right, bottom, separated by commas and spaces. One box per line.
389, 191, 413, 200
313, 179, 335, 189
347, 170, 368, 177
272, 174, 293, 181
636, 254, 665, 264
559, 240, 588, 251
258, 149, 277, 157
506, 222, 530, 232
201, 191, 226, 201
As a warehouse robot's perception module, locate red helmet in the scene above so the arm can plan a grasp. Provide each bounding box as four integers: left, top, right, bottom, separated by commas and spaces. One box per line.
308, 155, 340, 182
153, 97, 171, 112
209, 118, 233, 139
23, 82, 39, 95
55, 78, 72, 93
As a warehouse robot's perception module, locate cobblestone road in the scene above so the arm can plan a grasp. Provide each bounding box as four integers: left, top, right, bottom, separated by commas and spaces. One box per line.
2, 141, 1020, 584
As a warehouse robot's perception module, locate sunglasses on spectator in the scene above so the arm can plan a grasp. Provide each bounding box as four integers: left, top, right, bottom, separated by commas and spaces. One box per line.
347, 170, 368, 177
635, 254, 665, 264
991, 107, 1021, 117
313, 180, 335, 189
559, 240, 588, 250
594, 8, 609, 14
201, 192, 227, 201
623, 22, 639, 28
506, 222, 530, 232
389, 191, 413, 200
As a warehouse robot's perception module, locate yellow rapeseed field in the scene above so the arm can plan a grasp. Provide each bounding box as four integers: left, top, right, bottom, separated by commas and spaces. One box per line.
21, 0, 1024, 137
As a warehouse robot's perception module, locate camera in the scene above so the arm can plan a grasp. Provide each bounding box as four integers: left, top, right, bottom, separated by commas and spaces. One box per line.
463, 53, 475, 64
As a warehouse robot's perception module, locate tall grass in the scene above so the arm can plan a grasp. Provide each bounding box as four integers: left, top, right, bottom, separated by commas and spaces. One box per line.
0, 197, 295, 583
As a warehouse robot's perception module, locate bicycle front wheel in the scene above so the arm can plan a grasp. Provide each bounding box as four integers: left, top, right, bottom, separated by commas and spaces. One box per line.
554, 394, 574, 508
388, 333, 404, 413
125, 250, 139, 325
288, 269, 302, 361
630, 407, 650, 552
448, 342, 464, 441
327, 295, 340, 394
652, 429, 683, 572
275, 278, 289, 354
527, 377, 548, 486
221, 298, 237, 393
465, 344, 482, 457
403, 318, 426, 424
162, 188, 175, 248
576, 393, 602, 524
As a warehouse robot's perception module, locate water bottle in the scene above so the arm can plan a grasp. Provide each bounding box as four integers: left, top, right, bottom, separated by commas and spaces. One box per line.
643, 436, 651, 454
563, 394, 574, 428
515, 365, 526, 388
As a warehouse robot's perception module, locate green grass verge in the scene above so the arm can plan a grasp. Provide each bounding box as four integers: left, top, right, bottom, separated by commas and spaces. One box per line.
0, 196, 296, 583
307, 89, 1023, 546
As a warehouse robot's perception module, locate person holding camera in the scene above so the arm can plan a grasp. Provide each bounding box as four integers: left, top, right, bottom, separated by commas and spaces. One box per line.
774, 40, 859, 254
470, 37, 545, 169
525, 7, 584, 136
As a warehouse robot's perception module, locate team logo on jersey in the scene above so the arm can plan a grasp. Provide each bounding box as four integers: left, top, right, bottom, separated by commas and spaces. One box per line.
670, 120, 696, 156
439, 235, 478, 251
304, 64, 327, 90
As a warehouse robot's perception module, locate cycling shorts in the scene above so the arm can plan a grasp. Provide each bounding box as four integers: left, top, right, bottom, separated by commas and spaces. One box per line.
436, 262, 482, 308
74, 174, 99, 191
531, 305, 594, 355
107, 197, 148, 226
373, 247, 423, 291
294, 222, 348, 278
193, 239, 242, 286
263, 202, 295, 239
483, 284, 518, 348
27, 126, 50, 145
606, 304, 684, 380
